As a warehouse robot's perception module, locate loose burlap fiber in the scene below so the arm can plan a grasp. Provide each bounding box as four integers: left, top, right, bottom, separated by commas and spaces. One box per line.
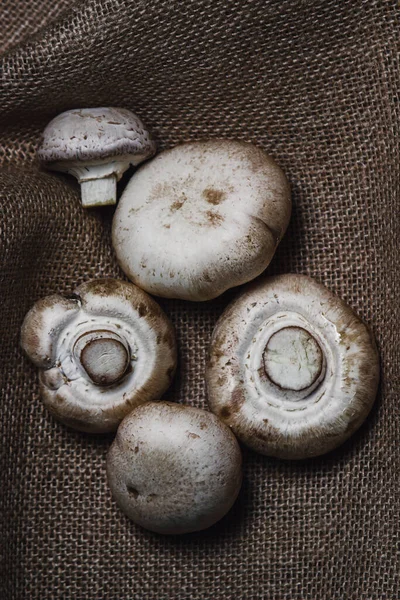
1, 1, 399, 599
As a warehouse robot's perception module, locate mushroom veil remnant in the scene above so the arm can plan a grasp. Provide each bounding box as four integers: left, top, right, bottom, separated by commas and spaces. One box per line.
21, 279, 177, 432
112, 140, 291, 301
206, 274, 380, 459
37, 108, 156, 207
107, 402, 243, 534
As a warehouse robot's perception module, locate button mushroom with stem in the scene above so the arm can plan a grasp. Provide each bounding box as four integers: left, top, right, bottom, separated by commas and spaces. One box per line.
20, 279, 177, 433
206, 274, 380, 459
107, 402, 243, 534
37, 108, 156, 207
112, 140, 291, 301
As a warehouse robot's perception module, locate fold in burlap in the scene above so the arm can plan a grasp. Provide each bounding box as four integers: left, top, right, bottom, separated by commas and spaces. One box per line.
1, 1, 399, 598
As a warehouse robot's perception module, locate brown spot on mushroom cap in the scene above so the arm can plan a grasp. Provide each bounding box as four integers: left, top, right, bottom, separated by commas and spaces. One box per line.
202, 188, 226, 205
127, 486, 139, 499
217, 374, 227, 386
205, 210, 224, 226
230, 386, 246, 412
170, 200, 185, 212
207, 332, 227, 365
219, 406, 231, 419
137, 303, 149, 317
163, 328, 177, 350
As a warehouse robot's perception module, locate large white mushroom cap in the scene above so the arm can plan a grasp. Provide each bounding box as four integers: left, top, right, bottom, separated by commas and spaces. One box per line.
206, 274, 380, 459
21, 279, 177, 432
112, 140, 291, 301
107, 402, 243, 534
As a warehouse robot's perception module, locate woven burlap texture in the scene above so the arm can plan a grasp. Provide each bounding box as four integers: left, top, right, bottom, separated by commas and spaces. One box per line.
1, 1, 399, 599
0, 0, 78, 55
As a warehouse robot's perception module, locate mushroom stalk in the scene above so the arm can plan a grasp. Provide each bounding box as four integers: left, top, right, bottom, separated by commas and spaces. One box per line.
81, 175, 117, 207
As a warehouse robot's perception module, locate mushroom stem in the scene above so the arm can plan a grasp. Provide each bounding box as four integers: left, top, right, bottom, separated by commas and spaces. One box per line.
263, 326, 324, 393
79, 337, 130, 386
81, 175, 117, 207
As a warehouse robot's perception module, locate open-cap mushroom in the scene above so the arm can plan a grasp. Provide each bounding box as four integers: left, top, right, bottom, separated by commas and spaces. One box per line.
107, 402, 243, 534
112, 140, 291, 301
37, 108, 156, 207
20, 279, 177, 433
206, 274, 380, 459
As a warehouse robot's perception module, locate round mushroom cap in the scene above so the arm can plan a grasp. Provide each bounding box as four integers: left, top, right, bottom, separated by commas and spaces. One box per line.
37, 107, 156, 165
20, 279, 177, 433
112, 140, 291, 301
206, 274, 380, 459
107, 402, 243, 534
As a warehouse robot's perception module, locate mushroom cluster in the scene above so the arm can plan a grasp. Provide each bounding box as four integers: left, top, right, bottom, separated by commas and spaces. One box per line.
21, 278, 243, 533
23, 107, 381, 535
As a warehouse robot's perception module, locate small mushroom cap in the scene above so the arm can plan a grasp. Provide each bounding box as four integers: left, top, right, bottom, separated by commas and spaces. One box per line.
107, 402, 243, 534
206, 274, 380, 459
37, 107, 156, 166
112, 140, 291, 301
21, 279, 177, 433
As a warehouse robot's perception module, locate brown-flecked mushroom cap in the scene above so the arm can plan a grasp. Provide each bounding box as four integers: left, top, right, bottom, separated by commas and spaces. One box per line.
206, 274, 380, 459
37, 108, 156, 207
112, 140, 291, 301
20, 279, 177, 433
107, 402, 243, 535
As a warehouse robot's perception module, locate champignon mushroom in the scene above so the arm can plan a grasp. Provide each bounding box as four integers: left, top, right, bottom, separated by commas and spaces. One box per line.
20, 279, 177, 433
37, 108, 156, 207
112, 140, 291, 301
206, 274, 380, 459
107, 402, 242, 534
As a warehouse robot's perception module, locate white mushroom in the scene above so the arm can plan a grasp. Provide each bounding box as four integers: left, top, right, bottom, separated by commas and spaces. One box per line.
107, 402, 242, 534
20, 279, 177, 433
37, 108, 156, 207
206, 274, 380, 459
112, 140, 291, 301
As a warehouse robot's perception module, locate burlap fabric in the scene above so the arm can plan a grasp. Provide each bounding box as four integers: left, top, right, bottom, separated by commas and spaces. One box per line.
1, 1, 399, 598
0, 0, 74, 55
